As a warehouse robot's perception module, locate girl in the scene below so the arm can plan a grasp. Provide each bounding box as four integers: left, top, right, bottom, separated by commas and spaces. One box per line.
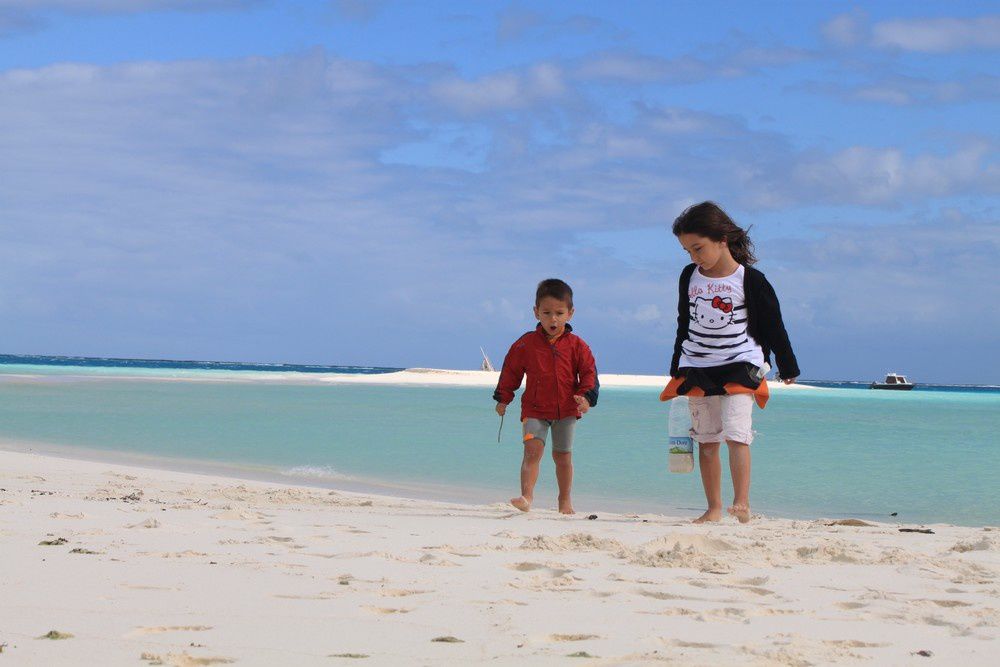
664, 201, 799, 524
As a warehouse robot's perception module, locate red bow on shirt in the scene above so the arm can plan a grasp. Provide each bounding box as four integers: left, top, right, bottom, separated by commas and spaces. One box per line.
711, 296, 733, 313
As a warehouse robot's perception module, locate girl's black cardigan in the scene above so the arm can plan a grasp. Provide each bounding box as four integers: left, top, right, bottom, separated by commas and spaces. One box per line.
670, 263, 800, 380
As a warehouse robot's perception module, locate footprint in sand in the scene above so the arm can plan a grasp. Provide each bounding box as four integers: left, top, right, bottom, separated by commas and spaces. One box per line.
363, 606, 412, 615
148, 550, 209, 559
665, 639, 720, 649
696, 607, 750, 623
637, 589, 689, 601
636, 607, 698, 617
823, 639, 890, 648
140, 652, 234, 666
121, 584, 181, 592
930, 599, 972, 608
128, 625, 212, 637
735, 585, 776, 597
274, 593, 338, 600
509, 562, 573, 577
379, 589, 431, 598
549, 634, 600, 642
836, 601, 868, 610
418, 553, 459, 567
211, 509, 265, 521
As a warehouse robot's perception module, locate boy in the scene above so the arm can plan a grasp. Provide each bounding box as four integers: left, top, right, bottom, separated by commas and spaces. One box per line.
493, 279, 599, 515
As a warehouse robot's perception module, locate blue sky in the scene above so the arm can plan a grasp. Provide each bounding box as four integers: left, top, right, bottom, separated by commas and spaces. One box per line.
1, 1, 998, 383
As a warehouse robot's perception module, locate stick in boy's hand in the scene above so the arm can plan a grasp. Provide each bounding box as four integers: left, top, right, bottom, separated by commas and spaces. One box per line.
573, 395, 589, 416
495, 402, 506, 443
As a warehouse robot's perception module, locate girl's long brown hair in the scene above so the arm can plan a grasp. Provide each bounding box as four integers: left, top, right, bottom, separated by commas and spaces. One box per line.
671, 201, 757, 266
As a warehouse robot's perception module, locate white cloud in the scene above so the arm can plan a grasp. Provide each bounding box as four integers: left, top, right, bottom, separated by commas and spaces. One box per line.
0, 0, 258, 38
821, 10, 867, 47
429, 63, 568, 115
872, 15, 1000, 53
823, 12, 1000, 53
573, 46, 810, 85
785, 143, 999, 205
330, 0, 386, 23
846, 74, 1000, 105
575, 52, 717, 84
0, 1, 254, 11
775, 210, 1000, 331
496, 4, 543, 43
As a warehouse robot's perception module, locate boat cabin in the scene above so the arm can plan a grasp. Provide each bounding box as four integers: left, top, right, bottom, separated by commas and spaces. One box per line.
870, 372, 915, 390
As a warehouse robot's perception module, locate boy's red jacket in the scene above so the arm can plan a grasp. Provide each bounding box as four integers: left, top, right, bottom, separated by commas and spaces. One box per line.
492, 324, 599, 421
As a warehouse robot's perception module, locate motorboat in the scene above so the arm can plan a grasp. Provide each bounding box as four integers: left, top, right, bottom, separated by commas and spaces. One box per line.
870, 372, 915, 390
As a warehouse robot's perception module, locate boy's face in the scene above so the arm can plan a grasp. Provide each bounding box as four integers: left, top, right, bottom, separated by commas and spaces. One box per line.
534, 296, 574, 338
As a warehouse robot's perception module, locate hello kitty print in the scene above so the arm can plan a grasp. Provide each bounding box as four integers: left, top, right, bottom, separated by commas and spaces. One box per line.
678, 264, 765, 369
691, 295, 735, 329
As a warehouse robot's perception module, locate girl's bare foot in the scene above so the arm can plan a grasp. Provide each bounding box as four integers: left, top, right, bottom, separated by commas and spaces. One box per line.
510, 496, 531, 512
692, 508, 723, 524
558, 499, 575, 515
728, 504, 751, 523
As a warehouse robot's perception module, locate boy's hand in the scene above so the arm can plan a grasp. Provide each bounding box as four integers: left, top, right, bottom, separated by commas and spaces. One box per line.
573, 395, 589, 416
496, 402, 507, 416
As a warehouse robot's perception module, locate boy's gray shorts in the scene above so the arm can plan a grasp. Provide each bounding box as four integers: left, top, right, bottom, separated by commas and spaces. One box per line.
522, 417, 577, 453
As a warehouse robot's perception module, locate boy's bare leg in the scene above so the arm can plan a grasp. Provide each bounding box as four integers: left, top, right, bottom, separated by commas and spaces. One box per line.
552, 450, 574, 514
726, 440, 751, 523
694, 442, 723, 523
511, 439, 544, 512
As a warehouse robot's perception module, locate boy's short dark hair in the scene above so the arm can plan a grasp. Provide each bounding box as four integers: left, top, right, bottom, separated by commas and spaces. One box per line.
536, 278, 573, 308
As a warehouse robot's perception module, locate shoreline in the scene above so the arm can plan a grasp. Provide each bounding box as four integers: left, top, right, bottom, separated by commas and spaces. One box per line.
0, 438, 858, 527
1, 447, 997, 665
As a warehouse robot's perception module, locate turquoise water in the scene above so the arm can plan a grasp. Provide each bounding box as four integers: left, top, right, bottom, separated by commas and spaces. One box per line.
1, 369, 997, 526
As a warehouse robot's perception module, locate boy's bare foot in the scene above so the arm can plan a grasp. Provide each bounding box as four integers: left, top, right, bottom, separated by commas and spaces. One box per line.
510, 496, 531, 512
728, 504, 751, 523
692, 508, 723, 524
558, 500, 575, 515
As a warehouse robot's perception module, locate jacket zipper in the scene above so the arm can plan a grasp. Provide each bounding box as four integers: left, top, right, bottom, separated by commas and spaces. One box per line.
552, 340, 561, 419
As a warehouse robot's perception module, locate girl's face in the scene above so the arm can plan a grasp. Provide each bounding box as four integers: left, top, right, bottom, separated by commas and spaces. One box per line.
677, 233, 729, 273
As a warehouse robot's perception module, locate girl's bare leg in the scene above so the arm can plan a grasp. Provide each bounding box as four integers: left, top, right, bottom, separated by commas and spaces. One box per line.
511, 439, 544, 511
552, 450, 574, 514
727, 440, 751, 523
694, 442, 723, 523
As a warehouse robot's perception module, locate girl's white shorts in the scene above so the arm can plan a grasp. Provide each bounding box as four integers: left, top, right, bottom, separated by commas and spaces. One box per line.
688, 393, 755, 445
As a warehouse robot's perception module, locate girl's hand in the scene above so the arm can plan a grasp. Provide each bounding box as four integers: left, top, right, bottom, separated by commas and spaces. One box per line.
573, 395, 590, 415
783, 377, 797, 385
496, 402, 507, 416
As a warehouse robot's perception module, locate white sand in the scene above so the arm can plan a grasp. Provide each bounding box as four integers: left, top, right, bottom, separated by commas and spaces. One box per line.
1, 448, 996, 666
1, 366, 820, 390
